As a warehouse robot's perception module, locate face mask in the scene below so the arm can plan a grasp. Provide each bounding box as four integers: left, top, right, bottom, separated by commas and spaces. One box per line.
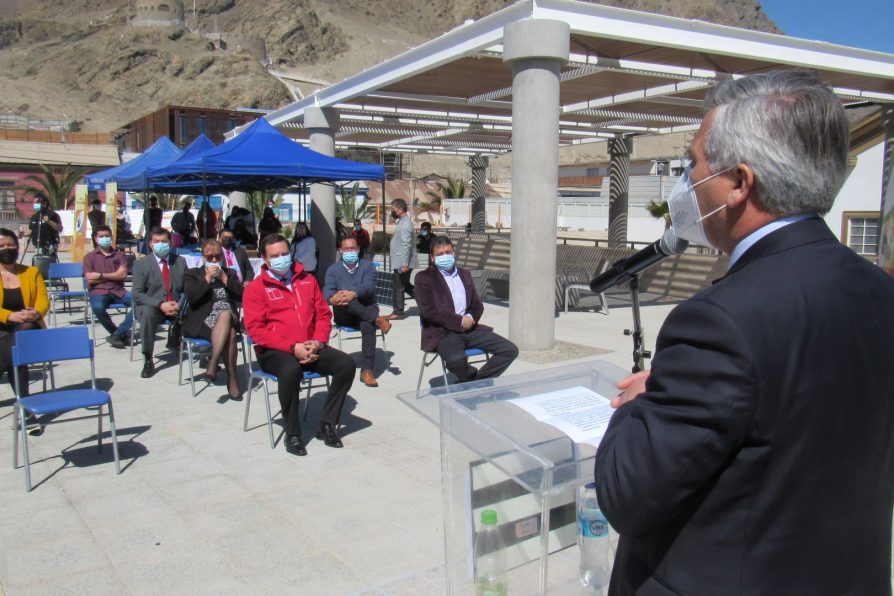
220, 238, 234, 249
667, 165, 734, 248
152, 242, 170, 258
0, 248, 18, 264
420, 230, 429, 237
96, 237, 113, 249
204, 260, 221, 275
342, 251, 359, 265
33, 203, 42, 212
434, 254, 455, 271
268, 255, 292, 276
354, 224, 361, 231
390, 211, 399, 220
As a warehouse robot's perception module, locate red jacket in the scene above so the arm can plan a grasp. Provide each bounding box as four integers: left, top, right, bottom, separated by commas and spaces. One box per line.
243, 263, 332, 354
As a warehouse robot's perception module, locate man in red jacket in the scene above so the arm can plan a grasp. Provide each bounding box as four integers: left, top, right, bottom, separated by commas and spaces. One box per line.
243, 233, 355, 456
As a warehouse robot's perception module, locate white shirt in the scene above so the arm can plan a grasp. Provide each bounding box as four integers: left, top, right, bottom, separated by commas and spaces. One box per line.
439, 267, 467, 317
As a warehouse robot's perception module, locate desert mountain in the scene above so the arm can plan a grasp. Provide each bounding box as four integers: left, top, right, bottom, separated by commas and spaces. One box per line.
0, 0, 779, 133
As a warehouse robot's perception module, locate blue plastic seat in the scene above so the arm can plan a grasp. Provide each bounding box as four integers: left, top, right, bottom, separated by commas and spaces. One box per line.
47, 262, 90, 327
331, 323, 388, 365
243, 335, 330, 448
12, 326, 121, 491
416, 347, 490, 394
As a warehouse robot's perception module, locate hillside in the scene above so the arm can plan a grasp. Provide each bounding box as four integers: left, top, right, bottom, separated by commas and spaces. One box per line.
0, 0, 779, 133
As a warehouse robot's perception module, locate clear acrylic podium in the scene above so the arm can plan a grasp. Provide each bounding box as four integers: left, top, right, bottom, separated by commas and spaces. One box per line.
398, 360, 626, 595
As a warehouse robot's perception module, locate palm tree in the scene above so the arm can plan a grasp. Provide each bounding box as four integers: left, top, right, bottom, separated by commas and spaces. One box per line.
646, 199, 672, 229
335, 182, 375, 222
418, 176, 466, 223
15, 163, 85, 210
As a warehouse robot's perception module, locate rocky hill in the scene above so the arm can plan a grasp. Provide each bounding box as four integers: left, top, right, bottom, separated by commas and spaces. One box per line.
0, 0, 779, 133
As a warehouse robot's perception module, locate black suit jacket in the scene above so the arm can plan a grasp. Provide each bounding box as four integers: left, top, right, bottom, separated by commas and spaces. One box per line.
595, 217, 894, 595
415, 265, 491, 352
181, 267, 243, 339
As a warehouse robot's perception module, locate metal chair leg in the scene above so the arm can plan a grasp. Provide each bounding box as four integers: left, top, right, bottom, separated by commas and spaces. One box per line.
97, 404, 103, 453
19, 408, 32, 491
108, 401, 121, 475
262, 379, 275, 448
242, 380, 254, 432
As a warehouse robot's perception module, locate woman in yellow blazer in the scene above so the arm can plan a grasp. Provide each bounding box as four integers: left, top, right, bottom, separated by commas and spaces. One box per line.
0, 227, 48, 399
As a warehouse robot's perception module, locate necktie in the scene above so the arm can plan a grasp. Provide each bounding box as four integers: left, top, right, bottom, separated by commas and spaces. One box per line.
161, 259, 172, 302
225, 249, 241, 281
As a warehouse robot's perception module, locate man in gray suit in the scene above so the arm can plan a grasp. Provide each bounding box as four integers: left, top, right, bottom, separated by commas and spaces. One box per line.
387, 198, 417, 319
132, 227, 186, 378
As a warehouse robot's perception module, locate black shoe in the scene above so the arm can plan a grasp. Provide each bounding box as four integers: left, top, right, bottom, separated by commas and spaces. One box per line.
285, 434, 307, 456
315, 423, 343, 448
108, 334, 125, 349
141, 358, 155, 378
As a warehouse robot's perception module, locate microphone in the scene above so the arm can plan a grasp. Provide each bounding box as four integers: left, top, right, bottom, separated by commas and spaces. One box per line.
590, 228, 689, 293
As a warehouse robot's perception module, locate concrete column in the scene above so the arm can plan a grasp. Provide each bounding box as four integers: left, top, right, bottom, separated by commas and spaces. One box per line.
879, 106, 894, 269
607, 137, 633, 248
469, 155, 489, 232
305, 106, 340, 276
503, 20, 569, 351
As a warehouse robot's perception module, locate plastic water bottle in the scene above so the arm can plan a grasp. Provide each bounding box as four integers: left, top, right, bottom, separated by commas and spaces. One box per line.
475, 509, 508, 596
578, 482, 612, 592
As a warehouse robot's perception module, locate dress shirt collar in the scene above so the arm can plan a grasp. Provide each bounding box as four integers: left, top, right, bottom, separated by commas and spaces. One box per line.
266, 267, 292, 289
728, 214, 814, 269
342, 261, 359, 274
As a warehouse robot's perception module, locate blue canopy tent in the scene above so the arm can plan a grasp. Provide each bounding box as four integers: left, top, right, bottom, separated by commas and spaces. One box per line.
83, 136, 181, 191
144, 118, 385, 192
116, 134, 215, 192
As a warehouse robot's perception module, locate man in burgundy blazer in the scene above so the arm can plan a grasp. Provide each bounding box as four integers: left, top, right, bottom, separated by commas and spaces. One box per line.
414, 236, 517, 383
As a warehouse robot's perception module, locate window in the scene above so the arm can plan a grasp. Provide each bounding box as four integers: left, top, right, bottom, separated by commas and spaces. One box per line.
843, 212, 881, 257
0, 181, 16, 210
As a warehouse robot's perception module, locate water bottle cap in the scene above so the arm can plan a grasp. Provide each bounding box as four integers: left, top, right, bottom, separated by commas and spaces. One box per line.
585, 482, 597, 489
480, 509, 498, 525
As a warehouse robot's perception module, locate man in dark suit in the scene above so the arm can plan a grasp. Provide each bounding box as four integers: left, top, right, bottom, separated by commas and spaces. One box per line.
594, 71, 894, 595
415, 236, 517, 383
132, 227, 186, 378
218, 228, 254, 285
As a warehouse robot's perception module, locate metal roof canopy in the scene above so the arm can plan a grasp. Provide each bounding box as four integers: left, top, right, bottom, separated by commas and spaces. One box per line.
262, 0, 894, 157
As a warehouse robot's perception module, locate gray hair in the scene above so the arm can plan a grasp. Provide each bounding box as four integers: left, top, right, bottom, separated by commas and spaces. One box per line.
703, 71, 849, 216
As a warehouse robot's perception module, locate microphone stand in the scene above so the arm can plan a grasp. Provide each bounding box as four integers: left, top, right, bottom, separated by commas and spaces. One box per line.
623, 274, 651, 373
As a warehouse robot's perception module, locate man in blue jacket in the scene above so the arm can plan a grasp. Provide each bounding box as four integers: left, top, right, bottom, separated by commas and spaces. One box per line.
323, 235, 391, 387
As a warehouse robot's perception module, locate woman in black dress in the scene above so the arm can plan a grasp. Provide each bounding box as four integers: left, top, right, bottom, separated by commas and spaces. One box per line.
182, 239, 243, 400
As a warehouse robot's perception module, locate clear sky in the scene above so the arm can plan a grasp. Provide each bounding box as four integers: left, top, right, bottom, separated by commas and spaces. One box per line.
759, 0, 894, 55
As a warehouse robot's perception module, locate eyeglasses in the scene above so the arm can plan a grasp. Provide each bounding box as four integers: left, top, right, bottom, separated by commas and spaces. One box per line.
203, 253, 223, 261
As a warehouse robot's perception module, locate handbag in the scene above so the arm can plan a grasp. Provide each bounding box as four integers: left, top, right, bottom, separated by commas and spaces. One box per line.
166, 317, 182, 350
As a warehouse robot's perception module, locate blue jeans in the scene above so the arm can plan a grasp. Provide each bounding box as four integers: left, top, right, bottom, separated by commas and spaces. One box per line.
90, 292, 134, 337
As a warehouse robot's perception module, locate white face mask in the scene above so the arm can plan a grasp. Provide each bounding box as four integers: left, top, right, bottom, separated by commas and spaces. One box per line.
667, 165, 734, 248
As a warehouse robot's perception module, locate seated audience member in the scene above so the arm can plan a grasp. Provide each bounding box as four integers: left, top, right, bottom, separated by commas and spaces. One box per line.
171, 201, 196, 247
0, 228, 47, 404
352, 219, 371, 259
243, 233, 355, 456
416, 221, 433, 255
290, 221, 317, 275
132, 227, 186, 378
415, 236, 518, 383
83, 224, 133, 349
233, 216, 257, 249
182, 239, 242, 400
219, 228, 254, 285
323, 236, 391, 387
257, 207, 282, 241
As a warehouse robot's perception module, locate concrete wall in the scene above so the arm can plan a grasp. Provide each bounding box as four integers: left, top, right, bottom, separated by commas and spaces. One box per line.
133, 0, 185, 27
825, 142, 884, 243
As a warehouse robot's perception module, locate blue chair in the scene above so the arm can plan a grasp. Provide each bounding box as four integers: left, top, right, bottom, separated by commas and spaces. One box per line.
88, 297, 130, 346
12, 326, 121, 491
331, 323, 388, 361
243, 335, 330, 448
416, 348, 490, 394
47, 262, 89, 327
178, 336, 212, 397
